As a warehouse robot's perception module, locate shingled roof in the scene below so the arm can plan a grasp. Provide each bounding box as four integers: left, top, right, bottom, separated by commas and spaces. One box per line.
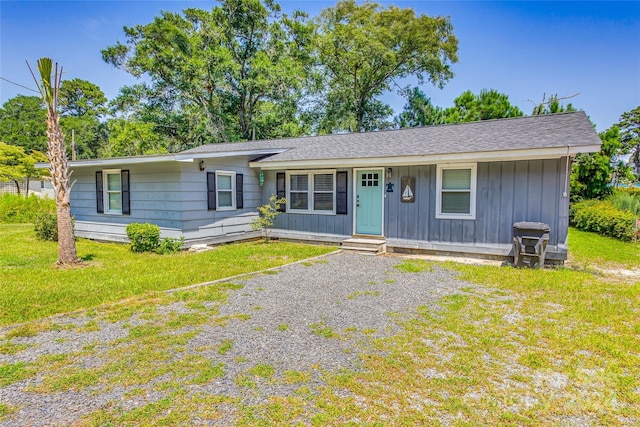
65, 112, 600, 169
181, 112, 601, 169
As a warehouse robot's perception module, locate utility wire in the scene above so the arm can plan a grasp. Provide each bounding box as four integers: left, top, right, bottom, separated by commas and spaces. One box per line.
0, 77, 38, 93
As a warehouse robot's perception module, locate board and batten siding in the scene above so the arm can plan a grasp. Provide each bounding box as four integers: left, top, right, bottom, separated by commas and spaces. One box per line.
384, 158, 569, 259
260, 169, 353, 242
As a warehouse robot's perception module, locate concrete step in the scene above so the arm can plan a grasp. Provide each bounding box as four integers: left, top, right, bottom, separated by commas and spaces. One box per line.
341, 238, 386, 254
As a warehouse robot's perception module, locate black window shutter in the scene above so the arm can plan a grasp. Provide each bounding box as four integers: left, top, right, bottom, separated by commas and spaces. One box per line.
276, 172, 286, 212
207, 172, 216, 210
336, 171, 348, 215
236, 173, 243, 209
95, 171, 104, 214
121, 170, 130, 215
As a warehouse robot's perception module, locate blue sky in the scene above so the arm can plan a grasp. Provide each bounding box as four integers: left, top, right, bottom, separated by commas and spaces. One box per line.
1, 1, 638, 132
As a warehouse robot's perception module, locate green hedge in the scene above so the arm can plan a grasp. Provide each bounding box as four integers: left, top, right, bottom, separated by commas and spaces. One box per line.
0, 194, 56, 223
570, 199, 639, 241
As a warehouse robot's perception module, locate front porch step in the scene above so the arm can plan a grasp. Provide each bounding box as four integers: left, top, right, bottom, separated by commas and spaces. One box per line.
341, 238, 387, 255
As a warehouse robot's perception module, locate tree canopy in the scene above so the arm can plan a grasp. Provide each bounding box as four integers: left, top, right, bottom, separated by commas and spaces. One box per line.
442, 89, 523, 123
531, 93, 576, 115
0, 95, 48, 153
102, 0, 315, 145
0, 142, 47, 195
618, 106, 640, 175
394, 87, 445, 128
59, 78, 108, 117
570, 126, 622, 200
315, 0, 458, 133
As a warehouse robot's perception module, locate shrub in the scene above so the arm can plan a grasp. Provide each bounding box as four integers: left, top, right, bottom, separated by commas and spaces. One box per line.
607, 190, 640, 215
570, 200, 639, 241
33, 212, 58, 241
251, 195, 286, 242
126, 223, 160, 252
0, 194, 56, 223
155, 237, 185, 255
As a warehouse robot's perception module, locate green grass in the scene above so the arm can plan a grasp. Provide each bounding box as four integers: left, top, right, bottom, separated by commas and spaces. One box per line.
394, 259, 434, 273
247, 363, 275, 379
0, 402, 16, 420
0, 361, 37, 387
0, 224, 335, 325
217, 339, 233, 355
568, 227, 640, 269
309, 321, 339, 339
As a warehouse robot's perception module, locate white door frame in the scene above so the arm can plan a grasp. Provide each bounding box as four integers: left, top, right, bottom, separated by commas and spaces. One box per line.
352, 167, 385, 236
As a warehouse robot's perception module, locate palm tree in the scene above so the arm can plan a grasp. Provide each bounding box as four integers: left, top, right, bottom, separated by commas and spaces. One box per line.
29, 58, 80, 265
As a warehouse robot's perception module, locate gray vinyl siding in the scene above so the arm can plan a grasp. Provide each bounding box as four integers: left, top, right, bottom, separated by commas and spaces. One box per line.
71, 162, 184, 229
384, 158, 569, 248
179, 157, 260, 231
70, 156, 261, 243
261, 170, 353, 237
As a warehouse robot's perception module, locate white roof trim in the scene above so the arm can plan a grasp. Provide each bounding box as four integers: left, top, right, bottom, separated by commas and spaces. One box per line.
250, 145, 601, 170
57, 148, 287, 168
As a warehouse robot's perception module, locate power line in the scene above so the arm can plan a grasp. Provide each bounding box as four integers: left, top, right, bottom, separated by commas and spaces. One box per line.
0, 77, 38, 94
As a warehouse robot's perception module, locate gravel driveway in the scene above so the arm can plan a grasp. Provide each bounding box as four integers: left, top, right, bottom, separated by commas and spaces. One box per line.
0, 251, 472, 426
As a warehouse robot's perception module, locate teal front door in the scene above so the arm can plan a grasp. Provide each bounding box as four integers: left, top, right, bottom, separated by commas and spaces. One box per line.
355, 170, 383, 235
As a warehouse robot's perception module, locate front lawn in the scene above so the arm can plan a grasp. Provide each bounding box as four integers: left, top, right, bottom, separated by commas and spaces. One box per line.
0, 224, 335, 325
1, 225, 638, 425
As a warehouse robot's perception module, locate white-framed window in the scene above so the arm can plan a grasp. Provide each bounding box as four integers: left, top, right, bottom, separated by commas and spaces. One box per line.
216, 170, 236, 210
286, 170, 336, 214
103, 169, 122, 214
436, 163, 477, 220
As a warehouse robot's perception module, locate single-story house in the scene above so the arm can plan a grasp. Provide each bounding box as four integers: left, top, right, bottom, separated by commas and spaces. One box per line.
67, 111, 601, 263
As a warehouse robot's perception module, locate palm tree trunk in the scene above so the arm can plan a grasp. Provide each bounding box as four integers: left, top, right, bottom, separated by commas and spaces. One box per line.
47, 110, 79, 265
31, 58, 80, 265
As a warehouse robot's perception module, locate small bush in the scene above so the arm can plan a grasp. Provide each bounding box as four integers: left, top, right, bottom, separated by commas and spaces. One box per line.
0, 194, 56, 224
155, 237, 185, 255
570, 200, 639, 241
33, 212, 58, 241
251, 195, 286, 242
126, 223, 160, 252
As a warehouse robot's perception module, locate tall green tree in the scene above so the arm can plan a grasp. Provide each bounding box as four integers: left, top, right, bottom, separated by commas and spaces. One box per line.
395, 86, 445, 128
57, 79, 108, 159
0, 95, 47, 153
102, 0, 315, 144
442, 89, 523, 123
59, 78, 108, 117
570, 126, 622, 200
100, 119, 170, 157
315, 0, 458, 133
618, 106, 640, 176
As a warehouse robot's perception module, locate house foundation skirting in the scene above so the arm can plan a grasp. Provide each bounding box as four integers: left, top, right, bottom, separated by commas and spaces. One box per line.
73, 223, 566, 264
270, 230, 566, 264
385, 237, 566, 263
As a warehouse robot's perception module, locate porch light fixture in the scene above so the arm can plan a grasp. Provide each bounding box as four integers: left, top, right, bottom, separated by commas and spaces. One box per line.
386, 167, 392, 179
199, 160, 206, 172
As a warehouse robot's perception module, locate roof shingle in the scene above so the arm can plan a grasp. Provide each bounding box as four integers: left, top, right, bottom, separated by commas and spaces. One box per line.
181, 112, 601, 163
